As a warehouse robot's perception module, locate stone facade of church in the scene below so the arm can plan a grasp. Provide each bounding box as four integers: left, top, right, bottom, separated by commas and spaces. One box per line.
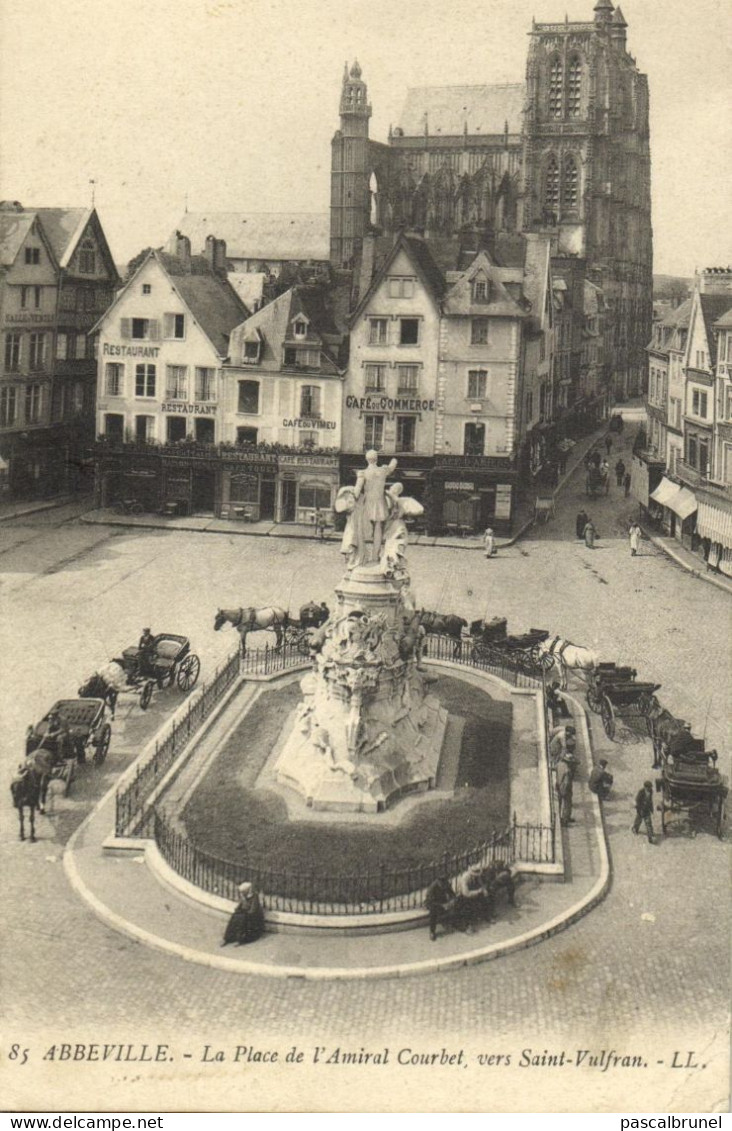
330, 0, 652, 397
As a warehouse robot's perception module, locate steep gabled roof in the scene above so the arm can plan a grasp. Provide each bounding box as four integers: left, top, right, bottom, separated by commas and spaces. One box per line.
351, 232, 445, 325
698, 293, 732, 367
712, 306, 732, 331
174, 212, 330, 262
0, 210, 37, 268
229, 284, 344, 373
397, 84, 525, 137
32, 208, 89, 267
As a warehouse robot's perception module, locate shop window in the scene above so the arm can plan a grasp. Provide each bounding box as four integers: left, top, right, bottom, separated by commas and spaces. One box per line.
364, 414, 384, 450
135, 364, 156, 398
464, 422, 485, 455
105, 363, 124, 397
237, 426, 258, 446
369, 318, 388, 345
230, 473, 258, 502
396, 415, 416, 453
299, 484, 331, 510
164, 313, 186, 340
194, 417, 215, 444
24, 247, 40, 265
1, 386, 17, 426
56, 333, 68, 361
467, 369, 487, 399
166, 365, 188, 400
25, 384, 42, 424
195, 367, 216, 401
388, 277, 414, 298
300, 385, 321, 418
299, 431, 318, 449
166, 416, 187, 443
104, 413, 124, 440
4, 333, 21, 372
397, 365, 419, 393
365, 364, 386, 391
471, 318, 489, 345
135, 415, 155, 442
29, 333, 46, 371
238, 380, 259, 414
79, 239, 96, 274
399, 318, 419, 345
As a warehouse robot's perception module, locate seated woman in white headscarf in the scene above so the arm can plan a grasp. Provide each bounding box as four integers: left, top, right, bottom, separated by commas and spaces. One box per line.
221, 882, 264, 946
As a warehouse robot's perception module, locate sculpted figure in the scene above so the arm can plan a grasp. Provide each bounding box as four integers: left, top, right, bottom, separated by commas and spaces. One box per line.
379, 482, 424, 579
352, 450, 398, 561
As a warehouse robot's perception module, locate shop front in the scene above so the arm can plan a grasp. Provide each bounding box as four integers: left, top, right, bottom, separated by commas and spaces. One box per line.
98, 451, 162, 511
430, 455, 517, 535
277, 454, 340, 524
649, 476, 697, 545
161, 455, 219, 515
219, 450, 277, 522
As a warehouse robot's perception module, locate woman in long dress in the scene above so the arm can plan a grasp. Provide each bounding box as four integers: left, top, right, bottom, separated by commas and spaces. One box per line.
483, 528, 495, 558
221, 882, 264, 946
629, 522, 642, 556
583, 519, 596, 549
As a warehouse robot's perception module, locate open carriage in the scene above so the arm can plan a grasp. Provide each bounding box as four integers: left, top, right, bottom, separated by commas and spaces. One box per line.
470, 618, 551, 674
118, 633, 201, 703
284, 602, 330, 655
586, 465, 610, 498
656, 740, 727, 838
26, 698, 111, 795
599, 680, 661, 740
585, 662, 638, 713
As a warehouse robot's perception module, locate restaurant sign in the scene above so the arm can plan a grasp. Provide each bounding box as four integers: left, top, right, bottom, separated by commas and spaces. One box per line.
162, 403, 217, 415
282, 417, 337, 430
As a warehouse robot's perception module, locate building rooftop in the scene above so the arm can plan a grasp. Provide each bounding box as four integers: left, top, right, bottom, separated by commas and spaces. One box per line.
396, 84, 525, 137
0, 210, 36, 268
32, 207, 90, 267
174, 212, 330, 263
155, 251, 250, 356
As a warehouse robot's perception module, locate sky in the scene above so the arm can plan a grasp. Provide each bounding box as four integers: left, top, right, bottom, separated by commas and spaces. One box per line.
1, 0, 730, 277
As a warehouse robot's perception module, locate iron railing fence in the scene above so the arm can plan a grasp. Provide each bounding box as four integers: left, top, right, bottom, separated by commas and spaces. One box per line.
115, 648, 241, 836
153, 810, 553, 915
423, 631, 545, 689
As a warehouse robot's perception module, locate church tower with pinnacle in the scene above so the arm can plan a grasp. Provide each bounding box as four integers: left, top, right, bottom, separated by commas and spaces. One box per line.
330, 61, 372, 269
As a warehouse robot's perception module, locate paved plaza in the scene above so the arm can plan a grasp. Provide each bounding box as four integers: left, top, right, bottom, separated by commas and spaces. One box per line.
1, 424, 729, 1112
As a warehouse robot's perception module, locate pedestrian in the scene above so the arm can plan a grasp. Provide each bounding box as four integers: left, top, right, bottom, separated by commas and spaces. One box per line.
423, 876, 458, 941
455, 862, 494, 929
547, 681, 571, 721
623, 471, 631, 498
318, 601, 330, 625
601, 458, 610, 479
314, 509, 327, 540
575, 508, 589, 539
605, 434, 613, 454
589, 759, 613, 801
583, 518, 597, 548
556, 752, 578, 826
629, 521, 642, 557
632, 781, 655, 843
221, 882, 264, 946
615, 458, 626, 486
483, 527, 495, 558
549, 723, 576, 766
617, 414, 624, 433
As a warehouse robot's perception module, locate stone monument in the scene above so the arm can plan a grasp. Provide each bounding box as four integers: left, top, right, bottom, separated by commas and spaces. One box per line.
275, 452, 447, 812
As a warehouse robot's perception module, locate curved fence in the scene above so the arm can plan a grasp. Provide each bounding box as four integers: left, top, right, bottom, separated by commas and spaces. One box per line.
153, 810, 553, 916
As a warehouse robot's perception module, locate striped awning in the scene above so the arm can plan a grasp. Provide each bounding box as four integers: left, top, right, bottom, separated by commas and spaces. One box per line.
649, 477, 679, 507
696, 499, 732, 550
668, 486, 698, 520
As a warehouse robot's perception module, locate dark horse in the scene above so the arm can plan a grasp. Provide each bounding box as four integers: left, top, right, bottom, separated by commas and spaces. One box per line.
213, 606, 289, 655
78, 673, 118, 718
10, 762, 46, 841
419, 610, 467, 658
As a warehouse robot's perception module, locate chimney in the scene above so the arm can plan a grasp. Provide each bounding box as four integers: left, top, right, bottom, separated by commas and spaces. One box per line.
698, 267, 732, 295
171, 231, 191, 267
214, 237, 227, 276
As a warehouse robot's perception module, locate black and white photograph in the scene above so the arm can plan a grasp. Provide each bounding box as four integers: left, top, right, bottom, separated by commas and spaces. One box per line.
1, 0, 730, 1116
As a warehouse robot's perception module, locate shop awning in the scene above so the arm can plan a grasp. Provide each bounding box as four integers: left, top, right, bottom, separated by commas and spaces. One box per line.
668, 486, 697, 520
696, 499, 732, 550
649, 477, 680, 508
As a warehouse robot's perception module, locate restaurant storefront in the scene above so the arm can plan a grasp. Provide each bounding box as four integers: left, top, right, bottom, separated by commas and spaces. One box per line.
276, 453, 340, 524
429, 455, 518, 536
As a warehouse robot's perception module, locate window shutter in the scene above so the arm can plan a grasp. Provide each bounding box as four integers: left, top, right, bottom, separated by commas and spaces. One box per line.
148, 319, 160, 341
120, 318, 131, 339
163, 313, 173, 338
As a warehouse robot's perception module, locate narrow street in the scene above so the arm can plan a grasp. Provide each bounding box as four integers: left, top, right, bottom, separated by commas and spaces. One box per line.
1, 420, 729, 1111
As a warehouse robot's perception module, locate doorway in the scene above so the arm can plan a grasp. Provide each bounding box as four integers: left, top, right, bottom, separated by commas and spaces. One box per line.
261, 477, 276, 521
192, 468, 216, 513
280, 478, 296, 522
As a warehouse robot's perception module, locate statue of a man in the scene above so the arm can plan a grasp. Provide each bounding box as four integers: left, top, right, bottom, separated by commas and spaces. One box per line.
353, 450, 397, 560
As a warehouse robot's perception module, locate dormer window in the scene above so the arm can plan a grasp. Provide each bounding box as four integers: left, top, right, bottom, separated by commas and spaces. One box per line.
242, 330, 262, 364
472, 278, 490, 303
293, 318, 308, 339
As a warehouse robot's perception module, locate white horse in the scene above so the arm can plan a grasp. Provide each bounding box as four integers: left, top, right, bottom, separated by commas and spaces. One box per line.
534, 635, 598, 689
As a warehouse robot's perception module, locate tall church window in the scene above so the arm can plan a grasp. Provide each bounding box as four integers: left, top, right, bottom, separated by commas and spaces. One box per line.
563, 155, 579, 213
549, 57, 563, 118
567, 57, 582, 117
544, 156, 560, 214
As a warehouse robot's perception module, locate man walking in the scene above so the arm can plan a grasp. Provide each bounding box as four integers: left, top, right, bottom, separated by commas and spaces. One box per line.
556, 752, 578, 826
632, 780, 655, 843
615, 458, 626, 487
629, 521, 642, 557
623, 471, 632, 498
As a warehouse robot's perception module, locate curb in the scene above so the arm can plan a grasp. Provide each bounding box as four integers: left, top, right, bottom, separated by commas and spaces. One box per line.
0, 494, 78, 523
642, 530, 732, 597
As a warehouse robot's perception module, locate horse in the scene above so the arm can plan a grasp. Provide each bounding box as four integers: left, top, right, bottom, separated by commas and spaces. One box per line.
213, 606, 289, 655
646, 704, 688, 769
78, 661, 126, 718
419, 610, 467, 658
10, 757, 51, 839
534, 635, 598, 689
469, 616, 507, 642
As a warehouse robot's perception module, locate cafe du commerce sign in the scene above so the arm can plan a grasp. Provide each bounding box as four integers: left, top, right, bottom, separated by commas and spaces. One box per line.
345, 395, 435, 415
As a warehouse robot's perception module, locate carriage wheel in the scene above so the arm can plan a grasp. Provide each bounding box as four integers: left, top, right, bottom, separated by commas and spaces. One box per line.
139, 680, 154, 711
600, 696, 616, 739
177, 654, 201, 691
93, 723, 111, 766
586, 685, 602, 714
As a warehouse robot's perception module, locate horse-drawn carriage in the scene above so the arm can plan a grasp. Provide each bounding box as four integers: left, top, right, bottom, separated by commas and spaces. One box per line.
81, 633, 201, 713
27, 698, 112, 795
599, 680, 661, 740
655, 740, 727, 838
585, 662, 638, 714
284, 602, 330, 655
586, 465, 610, 497
469, 618, 552, 674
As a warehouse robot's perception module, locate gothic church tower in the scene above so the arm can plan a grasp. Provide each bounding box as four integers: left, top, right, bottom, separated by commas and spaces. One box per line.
330, 61, 372, 269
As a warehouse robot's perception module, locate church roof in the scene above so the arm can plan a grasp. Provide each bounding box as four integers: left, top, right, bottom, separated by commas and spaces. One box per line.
174, 212, 330, 263
396, 84, 525, 137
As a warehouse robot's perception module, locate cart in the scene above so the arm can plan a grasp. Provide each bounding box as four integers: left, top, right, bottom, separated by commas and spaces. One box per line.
600, 681, 661, 740
586, 662, 638, 713
534, 496, 555, 524
26, 698, 112, 795
656, 742, 727, 838
119, 633, 201, 698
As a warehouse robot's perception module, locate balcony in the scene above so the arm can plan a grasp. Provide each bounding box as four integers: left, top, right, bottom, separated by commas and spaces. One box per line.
677, 460, 732, 498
